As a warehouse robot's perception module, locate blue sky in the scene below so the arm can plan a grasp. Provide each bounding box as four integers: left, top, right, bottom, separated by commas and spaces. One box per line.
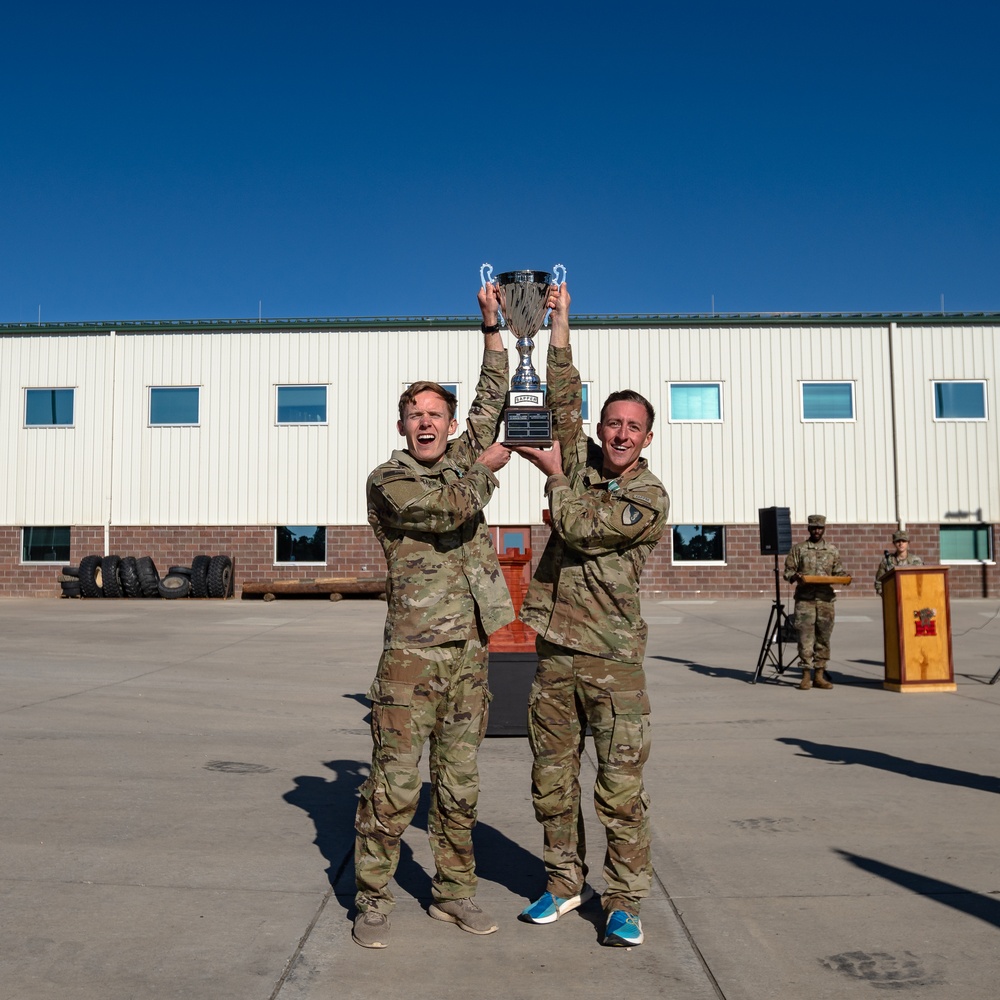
2, 2, 997, 322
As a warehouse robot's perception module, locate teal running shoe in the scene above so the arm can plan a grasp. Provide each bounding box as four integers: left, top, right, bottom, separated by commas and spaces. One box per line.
519, 884, 594, 924
603, 910, 644, 946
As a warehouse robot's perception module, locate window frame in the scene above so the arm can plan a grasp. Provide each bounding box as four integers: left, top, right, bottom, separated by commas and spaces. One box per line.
668, 381, 723, 423
21, 526, 71, 563
24, 387, 75, 428
939, 524, 994, 564
149, 386, 201, 427
671, 524, 727, 565
932, 380, 988, 422
800, 380, 856, 422
275, 385, 329, 425
274, 525, 328, 566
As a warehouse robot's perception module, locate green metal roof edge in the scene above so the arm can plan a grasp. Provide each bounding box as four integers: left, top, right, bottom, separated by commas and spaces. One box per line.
1, 311, 999, 335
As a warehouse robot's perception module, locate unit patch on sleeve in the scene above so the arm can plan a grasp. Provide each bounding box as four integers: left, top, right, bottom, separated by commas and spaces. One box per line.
622, 503, 643, 526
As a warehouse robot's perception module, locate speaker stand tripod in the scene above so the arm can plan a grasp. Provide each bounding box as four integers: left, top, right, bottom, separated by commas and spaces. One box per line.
753, 555, 799, 683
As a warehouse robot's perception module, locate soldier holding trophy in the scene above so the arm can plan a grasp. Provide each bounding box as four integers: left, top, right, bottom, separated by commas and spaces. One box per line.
500, 273, 669, 949
352, 282, 557, 949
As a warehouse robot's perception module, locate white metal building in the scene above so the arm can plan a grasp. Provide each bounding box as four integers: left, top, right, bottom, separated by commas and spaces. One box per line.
2, 312, 997, 598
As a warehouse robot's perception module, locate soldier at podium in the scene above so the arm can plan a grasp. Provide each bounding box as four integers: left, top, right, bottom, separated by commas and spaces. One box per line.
874, 529, 923, 596
783, 514, 849, 691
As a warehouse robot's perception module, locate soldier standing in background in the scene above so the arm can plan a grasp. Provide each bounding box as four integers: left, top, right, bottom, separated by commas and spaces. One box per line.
875, 529, 923, 595
352, 284, 527, 948
513, 282, 669, 948
783, 514, 848, 690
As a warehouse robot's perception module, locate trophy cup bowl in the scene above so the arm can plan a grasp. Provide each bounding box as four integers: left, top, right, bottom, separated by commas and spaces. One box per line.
482, 263, 565, 447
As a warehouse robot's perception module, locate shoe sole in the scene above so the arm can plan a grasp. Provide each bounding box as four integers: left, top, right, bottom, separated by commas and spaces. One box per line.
352, 934, 388, 949
521, 884, 595, 925
428, 903, 498, 935
604, 930, 644, 947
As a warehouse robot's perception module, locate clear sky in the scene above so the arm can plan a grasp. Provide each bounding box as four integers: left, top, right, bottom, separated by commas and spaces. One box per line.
2, 1, 998, 323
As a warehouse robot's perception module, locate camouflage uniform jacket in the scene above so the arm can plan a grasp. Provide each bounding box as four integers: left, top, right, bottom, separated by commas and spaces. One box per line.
368, 349, 515, 649
783, 539, 847, 602
519, 346, 669, 662
874, 551, 923, 595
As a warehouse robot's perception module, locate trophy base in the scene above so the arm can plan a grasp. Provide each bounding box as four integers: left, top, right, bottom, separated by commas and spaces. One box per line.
503, 404, 553, 448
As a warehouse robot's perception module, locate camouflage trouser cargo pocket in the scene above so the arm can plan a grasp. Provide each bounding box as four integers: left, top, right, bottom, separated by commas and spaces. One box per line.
368, 677, 416, 757
605, 689, 651, 770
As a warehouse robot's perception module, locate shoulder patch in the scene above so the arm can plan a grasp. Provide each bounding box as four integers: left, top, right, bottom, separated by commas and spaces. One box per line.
378, 476, 430, 513
623, 503, 643, 526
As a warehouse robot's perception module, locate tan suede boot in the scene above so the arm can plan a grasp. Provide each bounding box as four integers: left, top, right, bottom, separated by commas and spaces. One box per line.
798, 668, 813, 690
814, 667, 833, 689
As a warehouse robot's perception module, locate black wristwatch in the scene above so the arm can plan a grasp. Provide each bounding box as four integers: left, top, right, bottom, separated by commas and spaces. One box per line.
481, 321, 501, 334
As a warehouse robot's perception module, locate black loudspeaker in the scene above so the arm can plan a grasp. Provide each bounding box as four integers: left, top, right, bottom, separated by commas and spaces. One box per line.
759, 506, 792, 555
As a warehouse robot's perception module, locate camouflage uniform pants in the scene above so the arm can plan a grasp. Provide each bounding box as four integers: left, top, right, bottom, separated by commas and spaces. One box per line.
354, 637, 490, 914
527, 638, 652, 916
794, 599, 836, 668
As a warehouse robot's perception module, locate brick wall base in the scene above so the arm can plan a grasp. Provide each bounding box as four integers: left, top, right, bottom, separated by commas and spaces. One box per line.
1, 522, 996, 600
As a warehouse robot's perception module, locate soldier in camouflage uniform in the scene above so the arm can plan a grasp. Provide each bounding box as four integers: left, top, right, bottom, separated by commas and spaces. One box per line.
874, 529, 923, 596
783, 515, 848, 691
512, 283, 669, 949
352, 283, 524, 949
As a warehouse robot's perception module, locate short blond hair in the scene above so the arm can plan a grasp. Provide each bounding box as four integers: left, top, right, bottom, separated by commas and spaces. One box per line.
398, 381, 457, 421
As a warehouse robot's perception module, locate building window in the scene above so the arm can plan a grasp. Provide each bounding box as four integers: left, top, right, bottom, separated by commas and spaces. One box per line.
25, 388, 74, 427
933, 381, 987, 420
801, 381, 854, 421
672, 524, 726, 564
22, 526, 71, 562
277, 386, 327, 424
150, 386, 200, 426
940, 524, 992, 562
541, 382, 590, 421
500, 530, 526, 554
275, 525, 327, 564
669, 382, 722, 422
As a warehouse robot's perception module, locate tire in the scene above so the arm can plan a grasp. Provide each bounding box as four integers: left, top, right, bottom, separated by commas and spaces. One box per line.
168, 565, 193, 577
158, 574, 191, 599
60, 579, 81, 598
119, 557, 143, 599
190, 554, 211, 598
61, 565, 81, 579
79, 555, 104, 599
136, 557, 160, 598
102, 555, 124, 598
207, 555, 233, 599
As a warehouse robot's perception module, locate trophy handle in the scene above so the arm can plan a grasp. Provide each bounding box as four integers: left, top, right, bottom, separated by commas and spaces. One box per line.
480, 262, 506, 328
543, 263, 568, 327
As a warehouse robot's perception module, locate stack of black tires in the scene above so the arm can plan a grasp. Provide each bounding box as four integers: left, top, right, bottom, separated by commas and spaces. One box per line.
59, 554, 234, 600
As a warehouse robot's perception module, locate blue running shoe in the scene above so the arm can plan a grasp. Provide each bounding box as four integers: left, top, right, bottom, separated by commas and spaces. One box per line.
519, 884, 595, 924
603, 910, 644, 946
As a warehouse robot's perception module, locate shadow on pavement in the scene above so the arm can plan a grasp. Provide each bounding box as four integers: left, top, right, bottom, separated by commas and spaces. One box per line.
778, 737, 1000, 793
836, 850, 1000, 929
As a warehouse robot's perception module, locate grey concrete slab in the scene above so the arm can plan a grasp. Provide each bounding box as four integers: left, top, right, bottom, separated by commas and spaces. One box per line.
1, 595, 998, 999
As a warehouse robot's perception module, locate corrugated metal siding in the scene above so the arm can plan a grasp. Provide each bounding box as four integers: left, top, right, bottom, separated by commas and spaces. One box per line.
893, 324, 1000, 523
3, 318, 999, 531
1, 333, 113, 525
563, 323, 896, 525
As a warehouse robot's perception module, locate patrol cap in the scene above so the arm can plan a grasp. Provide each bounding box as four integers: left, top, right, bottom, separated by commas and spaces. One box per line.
807, 514, 827, 526
892, 530, 909, 542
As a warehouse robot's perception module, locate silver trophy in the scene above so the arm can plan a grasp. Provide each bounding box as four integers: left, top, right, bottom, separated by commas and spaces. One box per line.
481, 262, 566, 446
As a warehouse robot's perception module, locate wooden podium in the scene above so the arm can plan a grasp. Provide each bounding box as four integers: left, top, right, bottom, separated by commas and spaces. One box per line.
881, 565, 955, 692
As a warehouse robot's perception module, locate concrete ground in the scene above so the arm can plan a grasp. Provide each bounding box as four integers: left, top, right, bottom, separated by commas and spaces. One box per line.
1, 594, 998, 1000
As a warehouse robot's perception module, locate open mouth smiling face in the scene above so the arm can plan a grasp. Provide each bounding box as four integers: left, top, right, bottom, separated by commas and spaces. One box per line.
398, 389, 458, 465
